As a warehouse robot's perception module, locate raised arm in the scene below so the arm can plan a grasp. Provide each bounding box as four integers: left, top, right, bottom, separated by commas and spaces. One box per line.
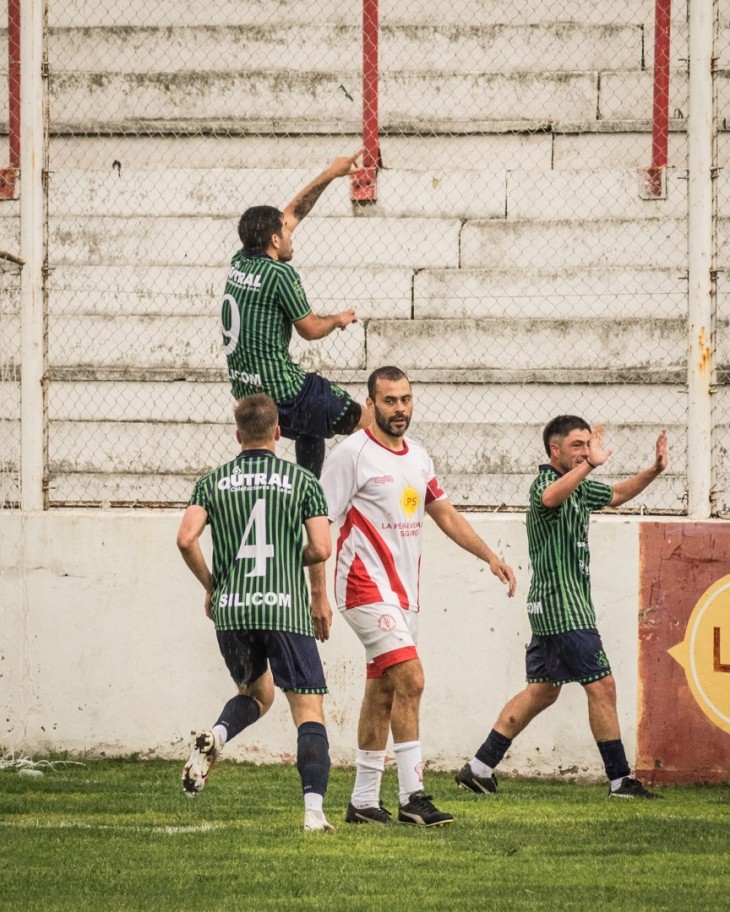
282, 149, 363, 233
425, 499, 516, 597
609, 429, 668, 507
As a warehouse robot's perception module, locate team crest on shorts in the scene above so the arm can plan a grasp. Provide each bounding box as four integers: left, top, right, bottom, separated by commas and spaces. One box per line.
378, 614, 396, 632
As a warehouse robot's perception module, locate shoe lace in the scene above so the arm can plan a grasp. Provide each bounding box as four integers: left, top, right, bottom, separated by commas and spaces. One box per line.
408, 792, 437, 812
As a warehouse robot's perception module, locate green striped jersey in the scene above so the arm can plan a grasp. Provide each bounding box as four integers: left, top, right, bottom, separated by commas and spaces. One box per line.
188, 449, 328, 635
525, 464, 613, 635
221, 251, 311, 402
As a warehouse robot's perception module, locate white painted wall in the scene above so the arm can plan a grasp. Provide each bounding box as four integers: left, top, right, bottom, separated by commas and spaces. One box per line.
0, 510, 645, 781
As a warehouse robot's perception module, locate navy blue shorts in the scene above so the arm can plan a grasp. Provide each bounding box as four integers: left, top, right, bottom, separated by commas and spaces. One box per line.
525, 629, 612, 686
216, 629, 328, 695
277, 372, 361, 440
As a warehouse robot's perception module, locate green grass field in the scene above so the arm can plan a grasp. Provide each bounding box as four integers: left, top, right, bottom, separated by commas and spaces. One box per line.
1, 758, 728, 912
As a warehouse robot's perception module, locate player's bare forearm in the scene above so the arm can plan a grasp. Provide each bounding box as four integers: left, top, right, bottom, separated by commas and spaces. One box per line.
426, 500, 517, 596
308, 562, 332, 642
542, 460, 594, 508
294, 309, 358, 341
283, 149, 363, 231
178, 541, 213, 594
610, 429, 668, 507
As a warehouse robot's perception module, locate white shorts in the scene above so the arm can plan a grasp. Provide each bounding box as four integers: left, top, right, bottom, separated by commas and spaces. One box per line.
340, 603, 419, 679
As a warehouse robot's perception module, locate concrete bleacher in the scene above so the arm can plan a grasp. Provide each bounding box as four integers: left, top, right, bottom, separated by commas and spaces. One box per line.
2, 0, 722, 509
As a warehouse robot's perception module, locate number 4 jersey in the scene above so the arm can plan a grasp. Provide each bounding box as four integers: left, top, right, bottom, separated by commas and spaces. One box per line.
320, 429, 447, 613
188, 449, 328, 635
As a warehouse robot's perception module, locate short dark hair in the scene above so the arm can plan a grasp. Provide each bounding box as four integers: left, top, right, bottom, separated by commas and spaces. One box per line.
237, 206, 283, 254
542, 415, 591, 456
234, 393, 279, 444
367, 365, 410, 398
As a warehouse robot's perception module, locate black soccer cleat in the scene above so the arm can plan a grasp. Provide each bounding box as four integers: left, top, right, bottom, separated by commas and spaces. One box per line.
345, 801, 393, 824
609, 777, 662, 799
398, 791, 454, 827
455, 762, 498, 796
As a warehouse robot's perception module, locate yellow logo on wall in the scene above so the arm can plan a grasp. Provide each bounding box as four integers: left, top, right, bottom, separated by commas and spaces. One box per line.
668, 574, 730, 734
400, 485, 420, 517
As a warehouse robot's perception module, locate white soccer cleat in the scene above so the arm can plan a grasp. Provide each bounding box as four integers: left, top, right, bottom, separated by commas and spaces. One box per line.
303, 810, 336, 832
181, 730, 221, 797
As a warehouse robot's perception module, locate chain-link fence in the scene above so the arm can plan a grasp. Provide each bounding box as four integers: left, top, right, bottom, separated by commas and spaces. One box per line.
1, 0, 728, 512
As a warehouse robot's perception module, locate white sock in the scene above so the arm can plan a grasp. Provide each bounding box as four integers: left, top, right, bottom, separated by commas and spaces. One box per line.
610, 776, 627, 792
212, 724, 228, 748
470, 757, 494, 778
304, 792, 324, 813
351, 749, 386, 808
393, 740, 423, 804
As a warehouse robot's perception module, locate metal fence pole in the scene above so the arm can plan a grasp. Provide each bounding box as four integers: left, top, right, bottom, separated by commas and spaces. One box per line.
19, 0, 46, 510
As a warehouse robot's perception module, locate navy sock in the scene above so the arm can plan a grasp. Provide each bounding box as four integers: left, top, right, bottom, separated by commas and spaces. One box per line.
597, 739, 630, 781
295, 436, 326, 478
297, 721, 330, 796
214, 694, 260, 743
475, 729, 513, 770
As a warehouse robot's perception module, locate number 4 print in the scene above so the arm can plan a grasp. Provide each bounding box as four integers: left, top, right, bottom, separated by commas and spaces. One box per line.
236, 499, 274, 577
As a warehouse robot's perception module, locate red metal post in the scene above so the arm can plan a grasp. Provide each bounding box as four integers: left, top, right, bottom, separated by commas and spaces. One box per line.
351, 0, 380, 202
0, 0, 21, 199
645, 0, 672, 198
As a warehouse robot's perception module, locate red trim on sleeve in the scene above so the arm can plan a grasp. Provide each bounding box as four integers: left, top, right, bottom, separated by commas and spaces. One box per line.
425, 476, 445, 504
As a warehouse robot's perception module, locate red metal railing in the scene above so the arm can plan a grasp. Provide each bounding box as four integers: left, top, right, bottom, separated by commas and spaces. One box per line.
351, 0, 381, 202
645, 0, 672, 197
1, 0, 20, 199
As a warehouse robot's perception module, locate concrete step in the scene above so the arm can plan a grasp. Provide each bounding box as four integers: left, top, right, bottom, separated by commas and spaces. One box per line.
413, 267, 688, 319
367, 316, 693, 372
49, 211, 709, 270
48, 0, 681, 29
47, 379, 688, 424
45, 23, 643, 75
48, 215, 463, 268
44, 415, 689, 511
48, 264, 413, 321
47, 262, 688, 324
48, 167, 505, 219
461, 218, 687, 269
47, 311, 728, 375
46, 313, 366, 371
48, 69, 603, 131
48, 166, 690, 221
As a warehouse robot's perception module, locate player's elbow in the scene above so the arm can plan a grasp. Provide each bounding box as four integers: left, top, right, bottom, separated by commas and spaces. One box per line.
306, 539, 332, 565
176, 529, 195, 555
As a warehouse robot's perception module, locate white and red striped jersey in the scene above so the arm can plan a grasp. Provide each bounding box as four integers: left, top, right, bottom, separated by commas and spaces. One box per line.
320, 428, 447, 612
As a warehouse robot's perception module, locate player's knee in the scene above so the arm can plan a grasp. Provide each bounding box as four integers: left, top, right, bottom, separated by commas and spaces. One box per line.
332, 400, 364, 436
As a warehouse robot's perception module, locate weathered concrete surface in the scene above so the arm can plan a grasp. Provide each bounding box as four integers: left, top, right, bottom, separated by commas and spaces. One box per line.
49, 215, 461, 268
367, 317, 689, 371
46, 23, 643, 75
413, 267, 688, 319
0, 508, 654, 777
461, 218, 687, 269
46, 0, 678, 28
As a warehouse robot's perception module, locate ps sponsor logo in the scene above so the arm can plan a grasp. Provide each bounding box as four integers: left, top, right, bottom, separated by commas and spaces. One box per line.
400, 484, 420, 517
